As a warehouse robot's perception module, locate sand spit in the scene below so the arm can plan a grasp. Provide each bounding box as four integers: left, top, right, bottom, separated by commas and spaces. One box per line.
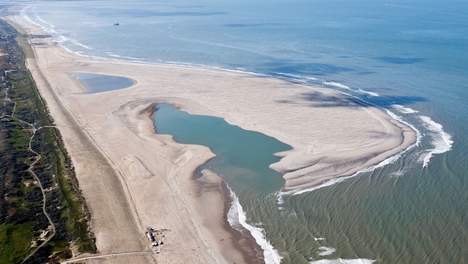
7, 13, 415, 264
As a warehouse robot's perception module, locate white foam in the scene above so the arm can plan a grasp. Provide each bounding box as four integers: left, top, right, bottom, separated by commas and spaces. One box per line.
21, 6, 93, 52
284, 176, 350, 196
357, 88, 379, 97
309, 258, 375, 264
67, 37, 93, 50
323, 81, 351, 90
276, 72, 318, 81
21, 4, 370, 104
323, 82, 378, 96
276, 192, 285, 205
419, 115, 453, 167
389, 169, 406, 178
23, 6, 57, 36
277, 109, 421, 197
391, 104, 419, 114
20, 6, 41, 28
318, 246, 336, 256
227, 186, 282, 264
33, 11, 56, 31
385, 109, 422, 146
105, 52, 144, 61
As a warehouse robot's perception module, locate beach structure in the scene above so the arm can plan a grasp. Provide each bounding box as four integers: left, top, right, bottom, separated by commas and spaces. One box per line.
146, 226, 164, 253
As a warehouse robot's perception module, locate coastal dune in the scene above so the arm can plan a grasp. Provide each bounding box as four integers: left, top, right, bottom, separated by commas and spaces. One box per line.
8, 14, 415, 264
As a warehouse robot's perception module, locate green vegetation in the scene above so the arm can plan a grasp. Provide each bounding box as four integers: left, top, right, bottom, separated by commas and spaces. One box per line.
0, 223, 33, 264
0, 18, 95, 263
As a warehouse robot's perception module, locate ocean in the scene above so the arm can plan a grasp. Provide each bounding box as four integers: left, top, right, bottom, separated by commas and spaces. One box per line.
19, 0, 468, 263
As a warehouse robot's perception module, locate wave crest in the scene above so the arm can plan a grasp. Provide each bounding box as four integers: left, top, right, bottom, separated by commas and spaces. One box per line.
419, 115, 453, 167
227, 186, 282, 264
391, 104, 419, 114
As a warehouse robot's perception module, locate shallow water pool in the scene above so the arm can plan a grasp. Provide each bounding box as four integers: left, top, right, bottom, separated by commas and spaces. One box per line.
74, 72, 134, 93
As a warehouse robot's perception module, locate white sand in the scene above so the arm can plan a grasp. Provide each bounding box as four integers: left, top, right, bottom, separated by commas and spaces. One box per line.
7, 14, 415, 264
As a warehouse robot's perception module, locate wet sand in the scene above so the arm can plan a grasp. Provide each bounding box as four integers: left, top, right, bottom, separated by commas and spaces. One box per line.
6, 14, 416, 264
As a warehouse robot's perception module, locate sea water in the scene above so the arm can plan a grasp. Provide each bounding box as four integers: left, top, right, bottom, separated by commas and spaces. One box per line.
20, 0, 468, 263
154, 103, 289, 263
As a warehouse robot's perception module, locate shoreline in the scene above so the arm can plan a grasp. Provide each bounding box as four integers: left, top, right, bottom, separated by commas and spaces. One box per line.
5, 18, 154, 264
198, 167, 265, 264
8, 15, 252, 264
16, 7, 435, 181
150, 103, 265, 264
7, 11, 417, 264
279, 97, 423, 197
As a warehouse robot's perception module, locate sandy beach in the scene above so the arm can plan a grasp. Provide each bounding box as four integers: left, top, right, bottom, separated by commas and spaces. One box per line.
7, 13, 416, 264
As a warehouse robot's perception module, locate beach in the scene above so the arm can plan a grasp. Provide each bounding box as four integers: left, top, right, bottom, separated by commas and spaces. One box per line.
7, 13, 416, 264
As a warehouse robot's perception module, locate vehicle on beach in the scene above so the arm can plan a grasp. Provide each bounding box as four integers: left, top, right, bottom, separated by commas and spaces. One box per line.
146, 226, 164, 254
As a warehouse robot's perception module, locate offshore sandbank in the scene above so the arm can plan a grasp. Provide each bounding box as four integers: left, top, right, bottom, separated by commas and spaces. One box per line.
7, 12, 416, 264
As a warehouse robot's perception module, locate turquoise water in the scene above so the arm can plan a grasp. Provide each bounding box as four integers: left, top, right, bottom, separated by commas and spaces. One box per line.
22, 0, 468, 263
75, 73, 134, 93
154, 104, 290, 194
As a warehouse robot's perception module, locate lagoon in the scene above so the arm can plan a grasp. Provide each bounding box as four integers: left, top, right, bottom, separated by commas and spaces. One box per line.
153, 103, 290, 194
75, 72, 134, 93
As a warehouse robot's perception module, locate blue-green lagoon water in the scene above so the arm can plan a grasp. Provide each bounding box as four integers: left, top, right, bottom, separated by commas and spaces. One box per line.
20, 0, 468, 263
154, 104, 290, 194
74, 72, 134, 93
154, 103, 290, 262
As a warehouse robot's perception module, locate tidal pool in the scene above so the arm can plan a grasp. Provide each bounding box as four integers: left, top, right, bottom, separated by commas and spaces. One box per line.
74, 72, 134, 93
153, 103, 290, 193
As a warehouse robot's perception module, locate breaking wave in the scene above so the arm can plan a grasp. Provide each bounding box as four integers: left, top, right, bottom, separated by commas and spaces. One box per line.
227, 186, 282, 264
323, 81, 378, 96
104, 51, 144, 61
391, 104, 419, 114
323, 81, 351, 90
21, 6, 92, 50
276, 109, 421, 198
318, 246, 336, 256
419, 115, 453, 167
357, 88, 379, 97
